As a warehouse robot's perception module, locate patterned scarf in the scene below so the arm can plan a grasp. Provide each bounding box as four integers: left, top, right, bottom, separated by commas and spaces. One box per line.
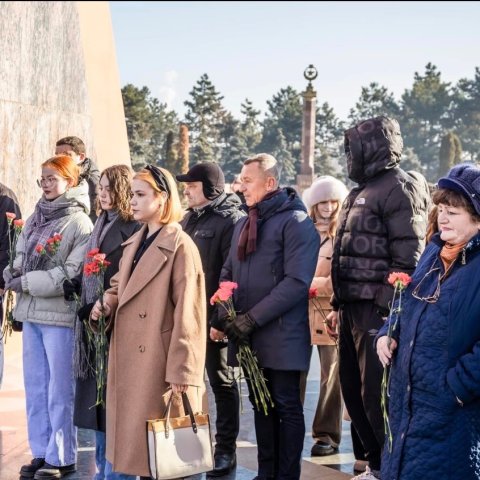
22, 189, 86, 274
74, 209, 119, 380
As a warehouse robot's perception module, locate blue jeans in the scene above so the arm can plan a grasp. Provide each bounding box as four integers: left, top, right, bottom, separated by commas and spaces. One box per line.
23, 321, 77, 466
104, 460, 136, 480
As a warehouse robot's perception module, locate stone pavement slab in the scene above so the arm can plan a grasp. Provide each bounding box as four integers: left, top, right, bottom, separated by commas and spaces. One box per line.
1, 334, 352, 479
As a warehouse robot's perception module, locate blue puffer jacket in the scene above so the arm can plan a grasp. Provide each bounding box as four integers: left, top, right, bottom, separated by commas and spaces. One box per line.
220, 188, 320, 371
378, 232, 480, 480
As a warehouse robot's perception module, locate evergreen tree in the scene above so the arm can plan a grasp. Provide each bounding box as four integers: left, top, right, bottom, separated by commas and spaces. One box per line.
240, 98, 262, 154
271, 128, 296, 186
121, 84, 177, 170
219, 112, 246, 182
260, 86, 303, 166
438, 131, 462, 177
315, 102, 346, 179
451, 67, 480, 162
348, 82, 400, 125
400, 63, 453, 180
184, 74, 226, 164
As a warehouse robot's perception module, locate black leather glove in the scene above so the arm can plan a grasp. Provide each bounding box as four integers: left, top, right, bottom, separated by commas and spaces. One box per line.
63, 278, 81, 301
77, 302, 94, 322
224, 312, 257, 345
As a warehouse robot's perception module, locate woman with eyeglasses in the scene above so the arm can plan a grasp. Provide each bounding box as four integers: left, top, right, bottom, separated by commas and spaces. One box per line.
90, 166, 206, 479
376, 163, 480, 480
3, 155, 93, 480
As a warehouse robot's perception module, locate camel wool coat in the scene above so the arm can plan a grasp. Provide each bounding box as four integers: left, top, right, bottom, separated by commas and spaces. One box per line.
309, 235, 336, 346
102, 223, 207, 477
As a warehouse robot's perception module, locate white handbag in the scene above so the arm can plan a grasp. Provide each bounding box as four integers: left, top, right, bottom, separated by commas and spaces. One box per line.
147, 392, 214, 480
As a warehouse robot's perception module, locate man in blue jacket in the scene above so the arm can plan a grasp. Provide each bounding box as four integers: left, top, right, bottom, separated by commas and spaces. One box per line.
212, 153, 320, 480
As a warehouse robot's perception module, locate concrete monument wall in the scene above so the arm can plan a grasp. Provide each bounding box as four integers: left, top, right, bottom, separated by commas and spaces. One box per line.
0, 1, 130, 217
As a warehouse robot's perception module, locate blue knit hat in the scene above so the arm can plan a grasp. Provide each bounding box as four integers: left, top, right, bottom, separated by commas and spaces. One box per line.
437, 163, 480, 216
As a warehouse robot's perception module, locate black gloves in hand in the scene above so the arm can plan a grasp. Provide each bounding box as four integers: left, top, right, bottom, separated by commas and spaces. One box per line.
224, 312, 257, 345
63, 278, 81, 301
77, 302, 94, 322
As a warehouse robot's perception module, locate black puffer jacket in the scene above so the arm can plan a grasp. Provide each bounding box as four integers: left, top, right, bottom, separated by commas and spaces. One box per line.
331, 116, 430, 315
180, 192, 245, 328
0, 183, 21, 291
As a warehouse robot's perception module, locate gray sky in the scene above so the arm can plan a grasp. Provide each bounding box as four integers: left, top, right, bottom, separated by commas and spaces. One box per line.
110, 1, 480, 122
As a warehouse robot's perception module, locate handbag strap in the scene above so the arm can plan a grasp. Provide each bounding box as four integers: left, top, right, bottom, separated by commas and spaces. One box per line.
163, 391, 198, 438
181, 392, 198, 433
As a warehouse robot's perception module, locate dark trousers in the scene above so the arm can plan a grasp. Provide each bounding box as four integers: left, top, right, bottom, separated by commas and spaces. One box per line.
339, 301, 384, 471
205, 341, 240, 455
247, 369, 304, 480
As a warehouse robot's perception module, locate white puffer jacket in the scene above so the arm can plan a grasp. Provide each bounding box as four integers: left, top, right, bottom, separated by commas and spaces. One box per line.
10, 183, 93, 328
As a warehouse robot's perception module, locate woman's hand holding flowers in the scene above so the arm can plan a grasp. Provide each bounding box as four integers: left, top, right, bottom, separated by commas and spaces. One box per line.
377, 336, 398, 367
91, 299, 111, 320
325, 310, 339, 340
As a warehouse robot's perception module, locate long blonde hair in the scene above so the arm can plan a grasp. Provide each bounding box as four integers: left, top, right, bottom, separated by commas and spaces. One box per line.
309, 202, 341, 238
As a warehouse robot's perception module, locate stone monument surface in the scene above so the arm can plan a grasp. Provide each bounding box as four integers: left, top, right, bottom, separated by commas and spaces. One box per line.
0, 1, 130, 217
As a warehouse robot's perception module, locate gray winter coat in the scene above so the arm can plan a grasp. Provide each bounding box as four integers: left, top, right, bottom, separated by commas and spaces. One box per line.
12, 183, 93, 327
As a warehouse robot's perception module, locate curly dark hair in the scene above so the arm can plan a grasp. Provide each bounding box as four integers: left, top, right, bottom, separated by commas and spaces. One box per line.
97, 165, 134, 221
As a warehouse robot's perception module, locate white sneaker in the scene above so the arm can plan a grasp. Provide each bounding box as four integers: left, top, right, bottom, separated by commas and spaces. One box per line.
351, 466, 381, 479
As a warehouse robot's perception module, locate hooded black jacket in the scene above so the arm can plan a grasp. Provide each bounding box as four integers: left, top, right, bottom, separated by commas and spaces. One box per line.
331, 116, 430, 315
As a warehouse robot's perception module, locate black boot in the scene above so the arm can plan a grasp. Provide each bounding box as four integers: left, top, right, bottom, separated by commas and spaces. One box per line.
20, 458, 45, 478
207, 453, 237, 477
33, 463, 76, 480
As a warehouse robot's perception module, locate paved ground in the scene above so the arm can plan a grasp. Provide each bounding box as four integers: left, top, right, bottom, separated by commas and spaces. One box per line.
0, 332, 355, 480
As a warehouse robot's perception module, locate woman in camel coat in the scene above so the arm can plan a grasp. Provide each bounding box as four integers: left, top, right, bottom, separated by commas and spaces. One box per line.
301, 176, 348, 457
91, 165, 206, 478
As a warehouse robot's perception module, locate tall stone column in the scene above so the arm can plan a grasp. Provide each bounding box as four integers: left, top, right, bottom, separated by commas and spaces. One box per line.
296, 65, 318, 194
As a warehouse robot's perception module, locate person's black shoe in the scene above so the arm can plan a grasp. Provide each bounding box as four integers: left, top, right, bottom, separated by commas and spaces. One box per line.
20, 458, 45, 478
33, 463, 76, 480
310, 441, 338, 457
207, 453, 237, 477
252, 476, 275, 480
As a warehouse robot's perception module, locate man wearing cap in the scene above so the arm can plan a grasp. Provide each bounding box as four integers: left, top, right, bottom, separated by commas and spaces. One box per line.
328, 116, 430, 480
176, 162, 245, 477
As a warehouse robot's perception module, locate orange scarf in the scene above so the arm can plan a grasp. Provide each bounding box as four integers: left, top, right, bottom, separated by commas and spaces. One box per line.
440, 241, 467, 273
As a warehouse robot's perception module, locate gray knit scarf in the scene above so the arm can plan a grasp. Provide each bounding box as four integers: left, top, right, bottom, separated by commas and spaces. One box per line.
22, 192, 86, 274
74, 209, 119, 380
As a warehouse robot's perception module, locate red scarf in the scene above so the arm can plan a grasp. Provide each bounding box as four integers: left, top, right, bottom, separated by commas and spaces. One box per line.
237, 190, 281, 261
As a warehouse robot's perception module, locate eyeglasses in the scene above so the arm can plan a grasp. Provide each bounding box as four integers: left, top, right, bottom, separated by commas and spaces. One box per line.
37, 177, 60, 187
411, 265, 441, 303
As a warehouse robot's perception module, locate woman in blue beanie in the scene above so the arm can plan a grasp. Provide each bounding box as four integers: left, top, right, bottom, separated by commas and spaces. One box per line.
376, 163, 480, 480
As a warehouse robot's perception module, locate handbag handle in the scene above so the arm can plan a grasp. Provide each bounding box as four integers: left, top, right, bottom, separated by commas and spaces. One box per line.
163, 391, 198, 438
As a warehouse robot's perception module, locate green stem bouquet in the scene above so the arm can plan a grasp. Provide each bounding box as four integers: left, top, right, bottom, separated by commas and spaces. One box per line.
83, 248, 111, 408
381, 272, 412, 452
211, 281, 274, 415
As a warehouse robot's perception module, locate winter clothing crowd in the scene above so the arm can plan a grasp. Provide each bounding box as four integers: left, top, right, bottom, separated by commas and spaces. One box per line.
1, 116, 479, 480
